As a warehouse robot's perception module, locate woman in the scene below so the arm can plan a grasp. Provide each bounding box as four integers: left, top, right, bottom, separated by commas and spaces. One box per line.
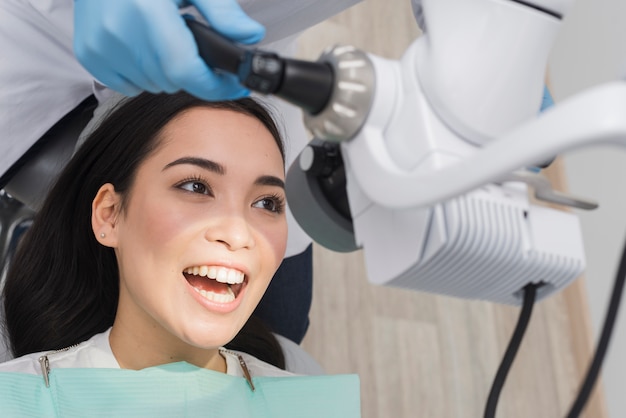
4, 90, 287, 371
0, 92, 359, 416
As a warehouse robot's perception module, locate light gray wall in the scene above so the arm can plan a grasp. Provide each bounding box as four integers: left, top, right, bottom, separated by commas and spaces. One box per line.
549, 0, 626, 416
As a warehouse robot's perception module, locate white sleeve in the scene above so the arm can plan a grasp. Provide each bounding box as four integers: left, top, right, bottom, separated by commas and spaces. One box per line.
183, 0, 362, 45
0, 0, 94, 177
274, 334, 326, 375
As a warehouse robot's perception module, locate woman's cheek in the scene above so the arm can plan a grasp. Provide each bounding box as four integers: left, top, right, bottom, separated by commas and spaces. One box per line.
140, 198, 196, 243
260, 221, 288, 267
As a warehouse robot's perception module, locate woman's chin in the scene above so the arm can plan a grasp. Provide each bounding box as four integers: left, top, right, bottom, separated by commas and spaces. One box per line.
177, 324, 241, 350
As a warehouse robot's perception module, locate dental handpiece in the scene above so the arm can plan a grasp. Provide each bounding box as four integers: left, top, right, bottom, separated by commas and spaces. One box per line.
185, 17, 334, 115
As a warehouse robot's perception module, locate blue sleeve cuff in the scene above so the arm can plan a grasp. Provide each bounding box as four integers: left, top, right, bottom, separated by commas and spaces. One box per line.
541, 85, 555, 112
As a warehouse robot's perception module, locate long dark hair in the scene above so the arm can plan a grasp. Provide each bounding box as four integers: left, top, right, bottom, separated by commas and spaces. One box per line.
2, 92, 285, 368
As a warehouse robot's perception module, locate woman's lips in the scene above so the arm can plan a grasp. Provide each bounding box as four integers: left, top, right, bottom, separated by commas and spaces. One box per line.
183, 265, 247, 312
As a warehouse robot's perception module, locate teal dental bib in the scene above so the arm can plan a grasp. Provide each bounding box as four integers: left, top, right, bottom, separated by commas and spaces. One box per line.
0, 362, 360, 417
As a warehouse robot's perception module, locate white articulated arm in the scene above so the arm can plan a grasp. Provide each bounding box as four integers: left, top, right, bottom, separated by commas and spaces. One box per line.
286, 0, 623, 305
344, 81, 626, 210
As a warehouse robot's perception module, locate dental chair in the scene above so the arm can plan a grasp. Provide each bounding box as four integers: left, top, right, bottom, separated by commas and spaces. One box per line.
0, 95, 97, 362
0, 95, 98, 284
0, 95, 98, 214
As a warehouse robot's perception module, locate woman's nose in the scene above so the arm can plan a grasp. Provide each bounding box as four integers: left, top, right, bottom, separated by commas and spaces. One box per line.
204, 213, 255, 251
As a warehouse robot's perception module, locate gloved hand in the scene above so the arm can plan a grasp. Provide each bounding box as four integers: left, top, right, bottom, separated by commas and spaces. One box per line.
73, 0, 265, 100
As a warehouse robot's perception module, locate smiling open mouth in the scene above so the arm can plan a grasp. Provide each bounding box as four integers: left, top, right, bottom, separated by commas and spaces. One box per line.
183, 266, 246, 303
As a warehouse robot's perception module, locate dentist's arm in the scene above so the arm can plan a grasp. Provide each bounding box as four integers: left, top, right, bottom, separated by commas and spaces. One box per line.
73, 0, 265, 100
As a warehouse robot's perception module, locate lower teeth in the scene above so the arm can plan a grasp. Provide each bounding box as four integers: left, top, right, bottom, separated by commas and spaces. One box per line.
193, 286, 235, 303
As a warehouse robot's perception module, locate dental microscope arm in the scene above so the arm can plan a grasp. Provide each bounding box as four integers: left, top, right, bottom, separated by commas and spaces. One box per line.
187, 0, 626, 305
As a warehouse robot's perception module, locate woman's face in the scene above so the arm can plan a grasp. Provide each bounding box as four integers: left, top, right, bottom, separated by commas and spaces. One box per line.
103, 106, 287, 355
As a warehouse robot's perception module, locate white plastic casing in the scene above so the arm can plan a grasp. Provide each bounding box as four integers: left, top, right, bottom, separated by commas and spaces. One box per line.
416, 0, 568, 145
340, 52, 588, 304
353, 183, 586, 305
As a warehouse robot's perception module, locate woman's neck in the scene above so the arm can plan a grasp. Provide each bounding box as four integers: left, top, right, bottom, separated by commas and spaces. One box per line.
108, 318, 227, 373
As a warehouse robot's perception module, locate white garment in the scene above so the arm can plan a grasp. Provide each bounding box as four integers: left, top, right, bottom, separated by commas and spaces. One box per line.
0, 328, 316, 379
0, 0, 361, 257
274, 333, 325, 375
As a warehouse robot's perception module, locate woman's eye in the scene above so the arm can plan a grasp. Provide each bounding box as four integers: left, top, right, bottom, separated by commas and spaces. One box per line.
178, 180, 210, 195
253, 196, 285, 214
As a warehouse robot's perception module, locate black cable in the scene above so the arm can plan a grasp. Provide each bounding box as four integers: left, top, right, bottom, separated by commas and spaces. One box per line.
484, 283, 539, 418
567, 237, 626, 417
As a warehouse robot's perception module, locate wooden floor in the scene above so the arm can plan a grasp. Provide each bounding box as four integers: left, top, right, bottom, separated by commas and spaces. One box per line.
296, 2, 607, 417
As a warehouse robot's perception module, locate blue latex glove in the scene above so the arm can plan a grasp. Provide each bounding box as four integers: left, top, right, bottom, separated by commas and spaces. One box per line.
73, 0, 265, 100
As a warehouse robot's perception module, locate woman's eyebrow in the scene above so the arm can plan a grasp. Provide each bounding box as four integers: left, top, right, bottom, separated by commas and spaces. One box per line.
256, 175, 285, 190
163, 157, 283, 188
162, 157, 225, 174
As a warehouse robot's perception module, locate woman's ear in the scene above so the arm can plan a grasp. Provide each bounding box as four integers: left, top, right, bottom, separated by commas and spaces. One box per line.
92, 183, 121, 247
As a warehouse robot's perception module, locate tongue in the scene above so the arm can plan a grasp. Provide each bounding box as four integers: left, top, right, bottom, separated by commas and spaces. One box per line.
185, 274, 231, 294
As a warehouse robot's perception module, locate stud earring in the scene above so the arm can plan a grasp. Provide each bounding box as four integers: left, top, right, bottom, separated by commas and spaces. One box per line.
100, 232, 106, 238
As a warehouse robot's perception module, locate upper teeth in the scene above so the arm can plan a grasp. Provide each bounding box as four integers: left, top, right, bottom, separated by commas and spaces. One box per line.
185, 266, 244, 285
